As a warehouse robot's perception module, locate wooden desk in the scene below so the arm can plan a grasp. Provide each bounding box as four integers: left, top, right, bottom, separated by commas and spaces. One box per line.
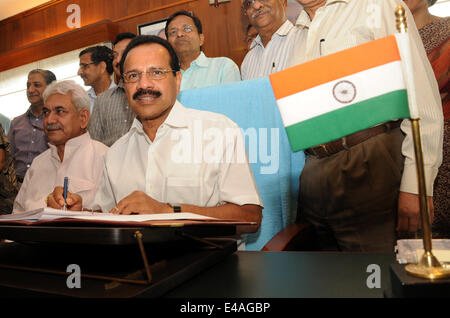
0, 240, 395, 298
166, 251, 395, 298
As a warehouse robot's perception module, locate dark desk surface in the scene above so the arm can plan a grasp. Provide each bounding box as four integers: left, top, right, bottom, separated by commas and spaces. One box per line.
0, 240, 396, 298
166, 251, 396, 298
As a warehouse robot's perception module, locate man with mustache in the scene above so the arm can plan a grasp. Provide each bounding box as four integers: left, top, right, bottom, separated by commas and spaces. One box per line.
290, 0, 443, 252
8, 69, 56, 183
77, 46, 116, 113
240, 0, 305, 79
85, 35, 262, 234
88, 33, 137, 146
165, 10, 241, 90
13, 80, 108, 213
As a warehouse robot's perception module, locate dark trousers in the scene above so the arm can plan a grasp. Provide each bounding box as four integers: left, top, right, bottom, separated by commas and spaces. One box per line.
298, 127, 405, 252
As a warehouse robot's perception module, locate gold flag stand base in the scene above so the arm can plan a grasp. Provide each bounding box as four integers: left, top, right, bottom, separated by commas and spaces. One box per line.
405, 252, 450, 280
394, 5, 450, 282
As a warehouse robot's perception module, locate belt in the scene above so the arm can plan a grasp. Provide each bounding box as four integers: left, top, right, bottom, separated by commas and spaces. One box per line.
305, 120, 402, 158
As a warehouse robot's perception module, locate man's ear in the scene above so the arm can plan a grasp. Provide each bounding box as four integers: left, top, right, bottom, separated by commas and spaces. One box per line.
199, 33, 205, 48
99, 61, 107, 74
79, 108, 90, 129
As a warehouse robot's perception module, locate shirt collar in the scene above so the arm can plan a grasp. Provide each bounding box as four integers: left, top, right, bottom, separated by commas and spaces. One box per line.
164, 100, 189, 128
129, 100, 188, 135
87, 87, 96, 99
296, 0, 349, 28
190, 51, 209, 68
26, 107, 44, 119
87, 81, 116, 98
48, 132, 90, 162
252, 20, 294, 49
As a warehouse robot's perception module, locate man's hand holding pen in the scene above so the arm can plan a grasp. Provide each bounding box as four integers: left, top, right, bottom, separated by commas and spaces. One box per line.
46, 186, 83, 211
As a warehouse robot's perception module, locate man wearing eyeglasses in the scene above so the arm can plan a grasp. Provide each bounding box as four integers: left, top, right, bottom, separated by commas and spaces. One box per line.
241, 0, 305, 80
88, 35, 262, 234
78, 46, 116, 113
165, 10, 241, 90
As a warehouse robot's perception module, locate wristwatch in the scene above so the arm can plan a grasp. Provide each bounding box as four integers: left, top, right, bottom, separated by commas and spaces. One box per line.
167, 203, 181, 213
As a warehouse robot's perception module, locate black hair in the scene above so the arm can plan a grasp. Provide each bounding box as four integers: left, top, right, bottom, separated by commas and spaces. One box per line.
119, 35, 180, 77
113, 32, 137, 46
164, 10, 203, 38
28, 69, 57, 85
79, 45, 114, 75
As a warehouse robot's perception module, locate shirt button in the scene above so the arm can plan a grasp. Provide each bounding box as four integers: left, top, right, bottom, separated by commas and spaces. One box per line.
33, 129, 36, 132
27, 164, 30, 168
124, 120, 127, 122
31, 140, 34, 144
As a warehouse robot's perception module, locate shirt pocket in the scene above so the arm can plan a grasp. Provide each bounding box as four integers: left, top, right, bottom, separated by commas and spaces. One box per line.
164, 177, 201, 205
69, 177, 95, 194
322, 30, 373, 56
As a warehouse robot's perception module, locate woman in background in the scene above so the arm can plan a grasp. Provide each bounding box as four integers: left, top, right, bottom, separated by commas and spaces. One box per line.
406, 0, 449, 238
0, 124, 19, 214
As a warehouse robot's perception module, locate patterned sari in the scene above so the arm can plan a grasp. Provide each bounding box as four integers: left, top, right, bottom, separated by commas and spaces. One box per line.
0, 124, 18, 214
419, 17, 450, 238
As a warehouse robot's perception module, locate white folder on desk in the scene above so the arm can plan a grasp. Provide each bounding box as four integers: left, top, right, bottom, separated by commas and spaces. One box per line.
0, 208, 217, 222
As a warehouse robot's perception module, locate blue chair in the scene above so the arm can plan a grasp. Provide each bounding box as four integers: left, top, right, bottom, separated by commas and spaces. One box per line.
178, 77, 305, 251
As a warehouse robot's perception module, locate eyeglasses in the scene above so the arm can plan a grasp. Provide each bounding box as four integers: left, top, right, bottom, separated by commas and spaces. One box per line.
78, 62, 96, 70
167, 25, 194, 37
242, 0, 269, 11
122, 67, 175, 83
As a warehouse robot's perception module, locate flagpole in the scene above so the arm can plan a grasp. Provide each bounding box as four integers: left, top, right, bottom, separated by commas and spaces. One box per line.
395, 5, 450, 279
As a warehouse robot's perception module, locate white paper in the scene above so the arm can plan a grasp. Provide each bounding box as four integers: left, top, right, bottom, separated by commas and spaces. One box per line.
395, 239, 450, 264
0, 207, 217, 222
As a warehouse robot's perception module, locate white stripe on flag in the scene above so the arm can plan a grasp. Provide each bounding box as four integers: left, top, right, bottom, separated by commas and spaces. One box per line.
277, 61, 406, 128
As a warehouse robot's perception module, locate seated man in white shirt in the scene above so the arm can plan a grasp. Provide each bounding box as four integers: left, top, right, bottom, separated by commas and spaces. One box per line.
13, 80, 108, 213
69, 35, 263, 233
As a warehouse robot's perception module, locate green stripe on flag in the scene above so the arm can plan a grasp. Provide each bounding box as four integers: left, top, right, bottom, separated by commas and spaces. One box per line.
285, 90, 410, 152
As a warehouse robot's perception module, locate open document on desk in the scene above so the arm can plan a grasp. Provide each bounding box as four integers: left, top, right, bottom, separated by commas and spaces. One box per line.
0, 208, 217, 223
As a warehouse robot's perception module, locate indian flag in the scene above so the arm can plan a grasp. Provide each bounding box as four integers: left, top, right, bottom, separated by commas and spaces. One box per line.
269, 35, 410, 152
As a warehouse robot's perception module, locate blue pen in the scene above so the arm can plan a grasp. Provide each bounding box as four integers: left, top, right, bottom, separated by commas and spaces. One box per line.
63, 177, 69, 211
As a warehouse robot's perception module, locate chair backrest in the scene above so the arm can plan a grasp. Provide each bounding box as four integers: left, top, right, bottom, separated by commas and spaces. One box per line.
178, 77, 305, 250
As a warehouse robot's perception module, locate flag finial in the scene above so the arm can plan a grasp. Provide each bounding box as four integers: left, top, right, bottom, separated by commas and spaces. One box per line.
395, 5, 408, 33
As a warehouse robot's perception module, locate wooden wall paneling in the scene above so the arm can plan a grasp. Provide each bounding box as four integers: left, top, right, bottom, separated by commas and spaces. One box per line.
0, 21, 118, 72
0, 0, 249, 72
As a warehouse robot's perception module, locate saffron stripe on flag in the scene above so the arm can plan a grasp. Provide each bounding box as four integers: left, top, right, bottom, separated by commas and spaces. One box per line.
277, 61, 405, 127
285, 90, 410, 152
269, 35, 401, 100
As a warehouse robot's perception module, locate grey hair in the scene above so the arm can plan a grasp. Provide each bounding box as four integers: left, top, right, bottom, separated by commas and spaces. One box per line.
28, 69, 56, 85
42, 80, 90, 113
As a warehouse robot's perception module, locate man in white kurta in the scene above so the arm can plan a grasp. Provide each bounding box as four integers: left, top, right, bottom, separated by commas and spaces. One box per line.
94, 100, 262, 213
91, 35, 262, 232
13, 80, 108, 213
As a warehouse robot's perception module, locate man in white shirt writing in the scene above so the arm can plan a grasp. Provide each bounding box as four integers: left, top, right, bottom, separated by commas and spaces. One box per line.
13, 80, 108, 213
75, 35, 263, 233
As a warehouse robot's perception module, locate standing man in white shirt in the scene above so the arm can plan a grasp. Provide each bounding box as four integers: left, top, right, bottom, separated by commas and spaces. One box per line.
240, 0, 305, 80
78, 46, 116, 113
292, 0, 443, 252
165, 10, 241, 90
88, 33, 137, 146
87, 35, 262, 233
13, 80, 108, 213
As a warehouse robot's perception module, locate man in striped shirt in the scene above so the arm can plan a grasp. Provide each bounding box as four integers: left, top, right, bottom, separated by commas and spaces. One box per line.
292, 0, 443, 252
240, 0, 305, 80
88, 33, 137, 147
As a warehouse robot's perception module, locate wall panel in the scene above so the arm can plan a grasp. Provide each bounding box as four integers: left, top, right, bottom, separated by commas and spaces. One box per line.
0, 0, 249, 72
